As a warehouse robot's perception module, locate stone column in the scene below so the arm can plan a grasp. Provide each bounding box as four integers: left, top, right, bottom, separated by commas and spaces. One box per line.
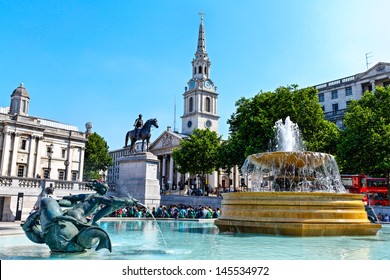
0, 130, 11, 176
34, 136, 43, 177
370, 80, 376, 93
169, 156, 174, 190
10, 133, 20, 176
78, 147, 85, 181
162, 154, 167, 184
177, 170, 182, 194
66, 145, 74, 181
185, 173, 190, 195
27, 135, 36, 177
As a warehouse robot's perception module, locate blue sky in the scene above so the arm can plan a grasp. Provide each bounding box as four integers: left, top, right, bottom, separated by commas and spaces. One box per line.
1, 0, 389, 150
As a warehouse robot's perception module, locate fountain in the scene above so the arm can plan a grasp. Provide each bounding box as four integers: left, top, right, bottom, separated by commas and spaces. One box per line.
215, 117, 381, 236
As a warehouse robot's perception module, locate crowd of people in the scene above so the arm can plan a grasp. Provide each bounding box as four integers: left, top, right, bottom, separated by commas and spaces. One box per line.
108, 204, 221, 219
377, 212, 390, 222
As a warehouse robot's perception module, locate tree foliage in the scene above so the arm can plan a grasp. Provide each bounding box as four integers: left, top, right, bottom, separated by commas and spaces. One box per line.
337, 86, 390, 178
223, 85, 340, 167
172, 129, 221, 189
83, 132, 113, 180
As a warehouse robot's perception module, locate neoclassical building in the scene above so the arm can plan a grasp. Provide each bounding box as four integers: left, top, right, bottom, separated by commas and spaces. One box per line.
0, 83, 86, 180
0, 83, 88, 221
315, 62, 390, 128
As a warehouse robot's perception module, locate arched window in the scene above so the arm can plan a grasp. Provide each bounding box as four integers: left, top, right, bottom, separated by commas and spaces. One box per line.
189, 97, 194, 112
193, 67, 196, 75
205, 97, 211, 112
205, 67, 208, 75
198, 66, 202, 74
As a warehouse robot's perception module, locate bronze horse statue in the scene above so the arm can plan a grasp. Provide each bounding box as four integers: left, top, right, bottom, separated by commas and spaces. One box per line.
125, 118, 158, 153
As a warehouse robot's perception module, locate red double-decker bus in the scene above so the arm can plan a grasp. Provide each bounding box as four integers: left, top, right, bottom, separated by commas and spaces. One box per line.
341, 174, 390, 206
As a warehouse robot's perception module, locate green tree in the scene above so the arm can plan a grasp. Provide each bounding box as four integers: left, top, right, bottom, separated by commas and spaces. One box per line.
83, 132, 113, 180
337, 86, 390, 179
224, 85, 340, 167
172, 128, 221, 193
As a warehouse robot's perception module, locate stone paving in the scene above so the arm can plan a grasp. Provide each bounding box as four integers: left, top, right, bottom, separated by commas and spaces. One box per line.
0, 221, 24, 236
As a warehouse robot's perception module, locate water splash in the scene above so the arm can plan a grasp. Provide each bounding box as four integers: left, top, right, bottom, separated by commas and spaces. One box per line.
242, 117, 345, 193
273, 116, 306, 152
137, 202, 168, 248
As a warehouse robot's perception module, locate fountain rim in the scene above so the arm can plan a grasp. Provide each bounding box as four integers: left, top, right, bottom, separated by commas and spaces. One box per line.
247, 151, 335, 169
220, 191, 362, 199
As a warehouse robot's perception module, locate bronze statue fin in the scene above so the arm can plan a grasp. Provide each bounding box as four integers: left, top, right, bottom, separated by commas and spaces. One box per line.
77, 226, 112, 252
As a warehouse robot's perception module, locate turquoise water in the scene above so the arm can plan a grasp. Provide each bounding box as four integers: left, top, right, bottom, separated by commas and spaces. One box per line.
1, 220, 390, 260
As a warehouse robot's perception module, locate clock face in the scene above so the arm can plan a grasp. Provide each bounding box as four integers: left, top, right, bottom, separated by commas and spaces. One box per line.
205, 120, 212, 128
189, 80, 195, 89
187, 121, 192, 128
204, 81, 211, 89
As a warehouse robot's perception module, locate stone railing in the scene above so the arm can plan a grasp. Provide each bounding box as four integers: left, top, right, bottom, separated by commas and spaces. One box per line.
0, 176, 88, 192
324, 109, 347, 120
315, 75, 356, 89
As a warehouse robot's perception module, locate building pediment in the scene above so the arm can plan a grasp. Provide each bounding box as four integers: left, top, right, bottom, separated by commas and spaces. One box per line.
149, 130, 188, 154
356, 62, 390, 82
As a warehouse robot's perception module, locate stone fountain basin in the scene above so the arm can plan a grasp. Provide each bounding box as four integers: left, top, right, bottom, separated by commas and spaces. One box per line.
248, 151, 334, 169
214, 192, 381, 236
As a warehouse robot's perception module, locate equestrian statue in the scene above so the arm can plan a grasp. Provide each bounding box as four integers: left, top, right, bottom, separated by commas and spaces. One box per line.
21, 180, 139, 253
125, 115, 159, 153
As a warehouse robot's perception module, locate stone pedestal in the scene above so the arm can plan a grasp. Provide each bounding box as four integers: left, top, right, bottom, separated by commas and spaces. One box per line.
116, 152, 161, 209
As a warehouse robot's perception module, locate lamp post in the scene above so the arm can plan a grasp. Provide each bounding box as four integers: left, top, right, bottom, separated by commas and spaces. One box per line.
64, 160, 69, 181
47, 144, 54, 179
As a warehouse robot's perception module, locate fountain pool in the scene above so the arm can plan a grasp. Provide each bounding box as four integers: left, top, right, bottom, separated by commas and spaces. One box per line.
1, 219, 390, 260
215, 117, 381, 236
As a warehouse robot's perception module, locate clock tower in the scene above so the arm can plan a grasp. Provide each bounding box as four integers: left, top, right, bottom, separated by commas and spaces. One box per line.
181, 15, 219, 135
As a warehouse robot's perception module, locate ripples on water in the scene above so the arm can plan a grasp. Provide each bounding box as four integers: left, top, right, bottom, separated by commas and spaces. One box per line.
1, 221, 389, 260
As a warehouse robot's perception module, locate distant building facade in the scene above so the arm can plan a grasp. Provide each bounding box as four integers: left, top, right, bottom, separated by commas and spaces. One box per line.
0, 83, 88, 221
0, 83, 86, 180
315, 62, 390, 128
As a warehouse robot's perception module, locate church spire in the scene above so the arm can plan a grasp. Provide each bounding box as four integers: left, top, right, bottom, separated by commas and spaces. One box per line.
196, 12, 206, 55
192, 12, 210, 80
181, 13, 219, 135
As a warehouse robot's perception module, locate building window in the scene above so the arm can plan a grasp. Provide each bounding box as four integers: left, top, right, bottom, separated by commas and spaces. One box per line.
189, 97, 194, 112
58, 170, 65, 180
346, 100, 351, 107
17, 165, 25, 177
321, 106, 325, 112
332, 103, 338, 115
61, 148, 66, 159
22, 100, 26, 113
43, 169, 50, 179
20, 139, 27, 150
205, 97, 211, 112
345, 86, 352, 96
318, 93, 324, 102
198, 66, 202, 74
331, 90, 338, 99
71, 171, 78, 181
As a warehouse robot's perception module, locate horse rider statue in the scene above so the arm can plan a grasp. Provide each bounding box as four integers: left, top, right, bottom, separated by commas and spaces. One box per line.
134, 114, 144, 139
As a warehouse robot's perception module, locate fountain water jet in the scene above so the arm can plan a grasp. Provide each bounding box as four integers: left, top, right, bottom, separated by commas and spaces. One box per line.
215, 117, 381, 236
